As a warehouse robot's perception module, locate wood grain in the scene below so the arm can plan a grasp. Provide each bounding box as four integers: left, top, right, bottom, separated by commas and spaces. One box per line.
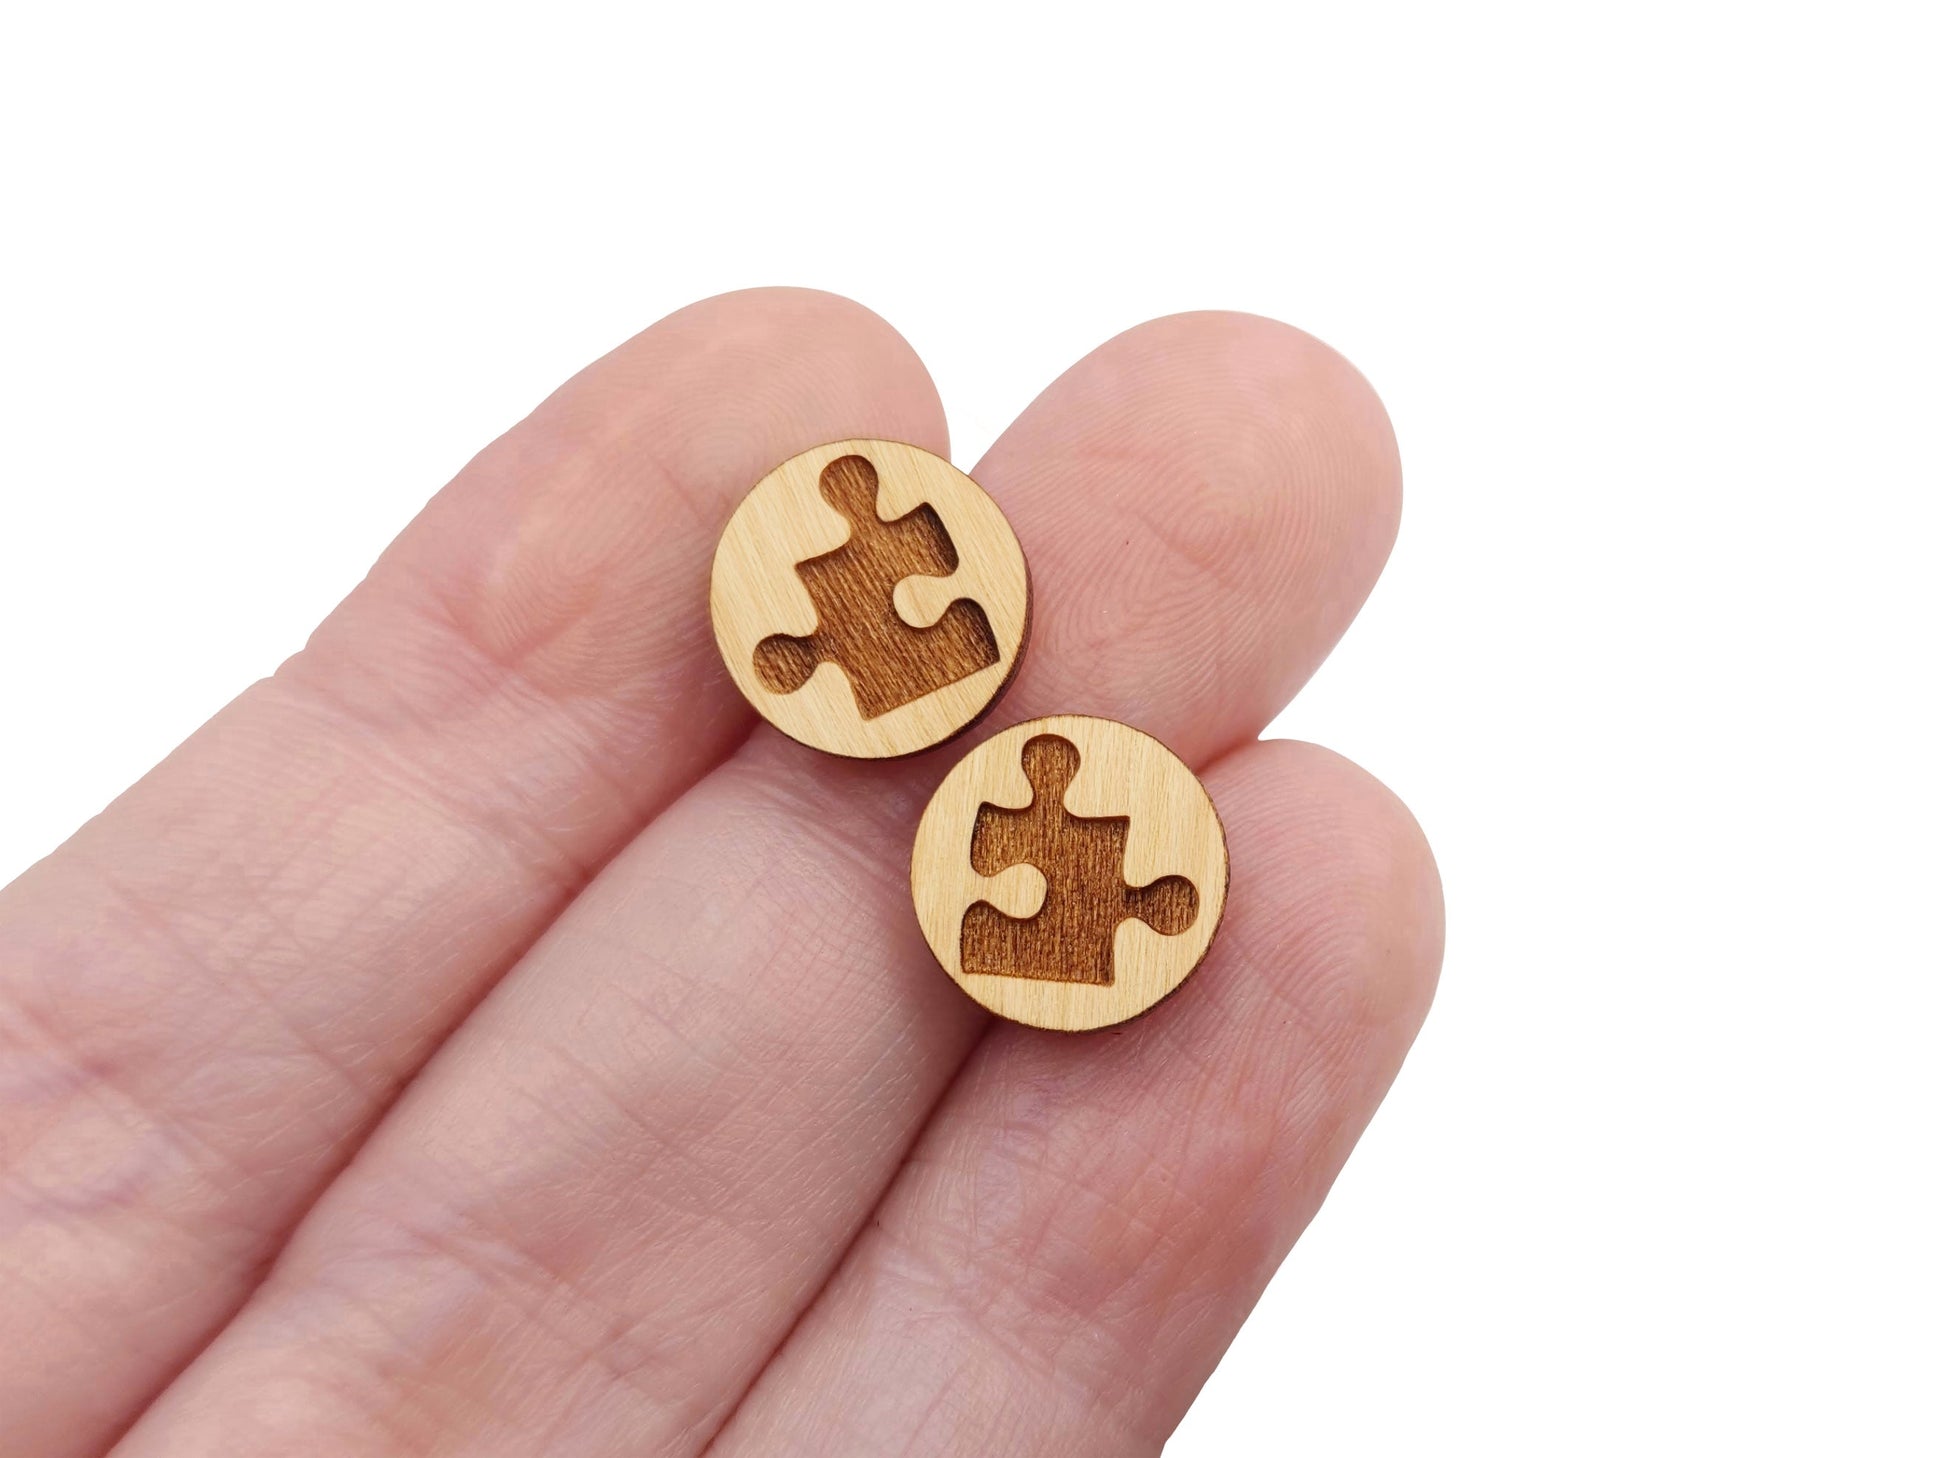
912, 715, 1229, 1031
752, 454, 1000, 718
711, 440, 1029, 758
963, 735, 1198, 984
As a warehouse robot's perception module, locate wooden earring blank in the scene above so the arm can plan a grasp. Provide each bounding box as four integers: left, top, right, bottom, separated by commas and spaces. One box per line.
912, 715, 1229, 1031
710, 440, 1030, 759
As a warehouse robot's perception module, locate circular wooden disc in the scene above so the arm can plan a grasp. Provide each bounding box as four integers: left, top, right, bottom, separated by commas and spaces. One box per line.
911, 715, 1229, 1031
710, 439, 1030, 759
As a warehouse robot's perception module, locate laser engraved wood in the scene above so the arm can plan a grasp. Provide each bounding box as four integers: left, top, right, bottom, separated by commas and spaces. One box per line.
962, 735, 1198, 984
753, 455, 1000, 719
711, 440, 1030, 758
912, 715, 1229, 1031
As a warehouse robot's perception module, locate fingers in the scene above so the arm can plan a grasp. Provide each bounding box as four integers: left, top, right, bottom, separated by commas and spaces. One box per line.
710, 742, 1443, 1458
114, 315, 1403, 1457
0, 289, 945, 1458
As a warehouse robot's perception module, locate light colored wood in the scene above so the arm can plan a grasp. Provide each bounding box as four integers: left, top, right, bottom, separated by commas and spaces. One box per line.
710, 439, 1030, 758
911, 715, 1229, 1031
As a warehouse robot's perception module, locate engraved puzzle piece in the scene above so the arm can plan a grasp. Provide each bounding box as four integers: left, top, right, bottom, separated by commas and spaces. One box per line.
960, 734, 1198, 985
752, 454, 999, 720
911, 715, 1229, 1031
710, 440, 1030, 759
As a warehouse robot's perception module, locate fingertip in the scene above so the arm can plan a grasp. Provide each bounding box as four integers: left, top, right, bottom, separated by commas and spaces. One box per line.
980, 311, 1404, 759
539, 286, 951, 464
1027, 308, 1400, 536
1224, 738, 1443, 1039
654, 287, 950, 454
320, 287, 949, 723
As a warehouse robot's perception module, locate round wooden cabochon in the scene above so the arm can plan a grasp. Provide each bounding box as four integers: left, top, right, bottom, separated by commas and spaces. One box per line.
710, 439, 1030, 759
912, 715, 1229, 1031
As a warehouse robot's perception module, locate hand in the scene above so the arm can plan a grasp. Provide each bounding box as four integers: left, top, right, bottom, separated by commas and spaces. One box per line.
0, 290, 1442, 1457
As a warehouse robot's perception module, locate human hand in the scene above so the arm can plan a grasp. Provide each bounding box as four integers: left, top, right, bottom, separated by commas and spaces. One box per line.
0, 289, 1442, 1457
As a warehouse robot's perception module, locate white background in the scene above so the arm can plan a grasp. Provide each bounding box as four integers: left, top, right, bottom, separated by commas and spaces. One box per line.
3, 3, 1940, 1452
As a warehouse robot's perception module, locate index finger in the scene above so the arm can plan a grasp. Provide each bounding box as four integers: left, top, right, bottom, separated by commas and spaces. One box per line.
0, 288, 946, 1458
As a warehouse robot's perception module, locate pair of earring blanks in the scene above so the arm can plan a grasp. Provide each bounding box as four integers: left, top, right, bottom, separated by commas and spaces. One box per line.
710, 438, 1228, 1032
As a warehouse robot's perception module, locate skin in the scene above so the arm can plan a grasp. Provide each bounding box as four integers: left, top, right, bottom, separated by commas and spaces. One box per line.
0, 289, 1442, 1457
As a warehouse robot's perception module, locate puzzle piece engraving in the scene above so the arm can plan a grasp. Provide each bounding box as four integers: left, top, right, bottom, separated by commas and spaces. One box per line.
753, 455, 999, 720
961, 735, 1198, 985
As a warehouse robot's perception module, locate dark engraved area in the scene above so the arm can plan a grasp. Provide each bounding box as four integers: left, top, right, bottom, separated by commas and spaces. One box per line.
753, 455, 999, 720
960, 735, 1198, 985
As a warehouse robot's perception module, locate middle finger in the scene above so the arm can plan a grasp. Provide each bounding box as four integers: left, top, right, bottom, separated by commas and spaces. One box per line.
116, 312, 1401, 1458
